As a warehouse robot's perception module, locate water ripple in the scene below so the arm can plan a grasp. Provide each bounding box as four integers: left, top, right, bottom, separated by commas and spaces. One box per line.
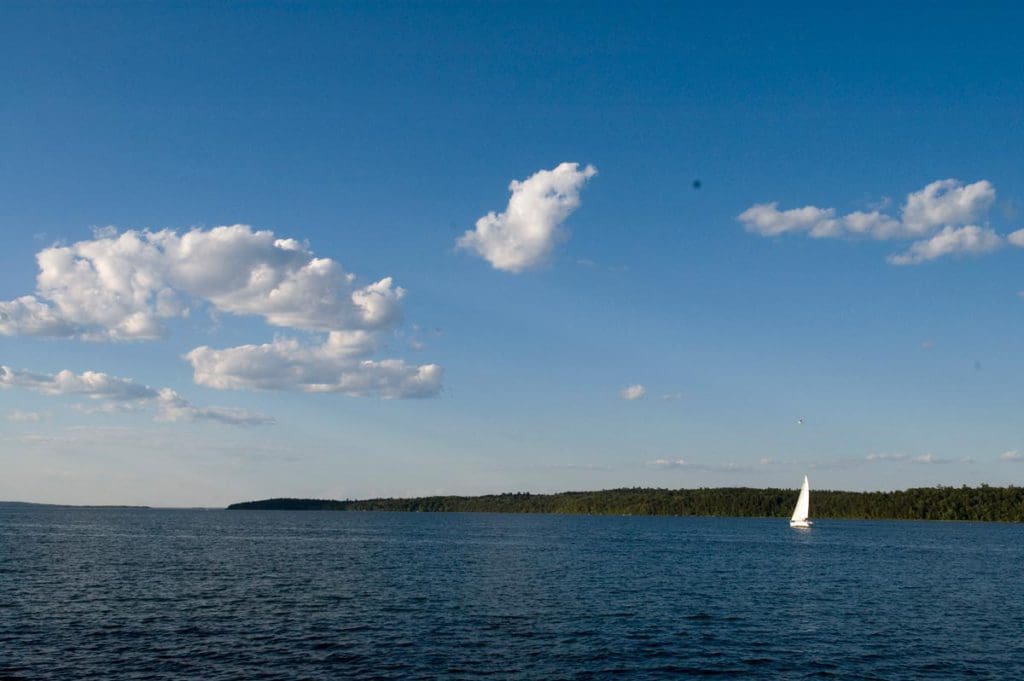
2, 509, 1023, 679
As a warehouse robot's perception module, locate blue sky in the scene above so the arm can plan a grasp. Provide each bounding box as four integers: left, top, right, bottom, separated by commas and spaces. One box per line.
2, 2, 1023, 505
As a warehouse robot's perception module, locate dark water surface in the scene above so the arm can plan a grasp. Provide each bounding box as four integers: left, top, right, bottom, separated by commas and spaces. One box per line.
2, 507, 1023, 679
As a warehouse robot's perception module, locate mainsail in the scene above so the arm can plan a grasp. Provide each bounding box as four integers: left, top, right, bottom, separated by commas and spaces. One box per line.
790, 475, 811, 527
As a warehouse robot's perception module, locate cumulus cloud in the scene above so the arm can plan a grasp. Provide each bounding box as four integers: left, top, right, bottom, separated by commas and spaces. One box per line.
0, 296, 78, 336
739, 179, 1015, 264
0, 365, 273, 426
620, 384, 646, 400
185, 333, 443, 398
900, 179, 995, 234
0, 225, 442, 399
1000, 450, 1022, 461
457, 162, 597, 272
1, 366, 160, 401
841, 210, 904, 239
887, 225, 1004, 265
153, 388, 276, 426
0, 225, 404, 340
737, 204, 840, 238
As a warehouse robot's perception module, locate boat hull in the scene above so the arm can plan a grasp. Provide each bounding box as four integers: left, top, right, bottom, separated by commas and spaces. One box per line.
789, 520, 812, 528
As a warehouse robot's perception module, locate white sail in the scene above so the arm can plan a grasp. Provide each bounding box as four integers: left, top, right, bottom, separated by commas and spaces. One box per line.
790, 475, 811, 527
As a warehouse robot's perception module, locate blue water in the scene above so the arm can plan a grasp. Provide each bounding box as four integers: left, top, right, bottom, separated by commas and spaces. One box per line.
2, 508, 1023, 679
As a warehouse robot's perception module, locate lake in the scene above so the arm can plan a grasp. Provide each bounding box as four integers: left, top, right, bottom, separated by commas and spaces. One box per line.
2, 507, 1022, 679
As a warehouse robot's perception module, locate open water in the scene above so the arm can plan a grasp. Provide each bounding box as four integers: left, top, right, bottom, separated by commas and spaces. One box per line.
2, 506, 1023, 679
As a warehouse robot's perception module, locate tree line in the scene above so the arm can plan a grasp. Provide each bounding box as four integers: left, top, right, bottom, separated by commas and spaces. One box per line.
228, 485, 1024, 521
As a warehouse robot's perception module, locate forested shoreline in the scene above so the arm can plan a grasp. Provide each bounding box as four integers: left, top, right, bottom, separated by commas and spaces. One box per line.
228, 485, 1024, 522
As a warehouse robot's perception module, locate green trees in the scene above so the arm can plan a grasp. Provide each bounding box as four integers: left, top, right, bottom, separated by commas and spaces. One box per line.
228, 485, 1024, 521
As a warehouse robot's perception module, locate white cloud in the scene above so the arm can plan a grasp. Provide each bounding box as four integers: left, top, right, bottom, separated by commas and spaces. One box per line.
153, 388, 276, 426
1, 366, 160, 401
185, 334, 443, 398
92, 225, 119, 239
649, 457, 688, 467
866, 452, 908, 462
756, 457, 801, 466
646, 458, 744, 471
0, 365, 273, 426
6, 409, 46, 423
866, 452, 948, 464
910, 453, 949, 465
1000, 450, 1022, 461
457, 162, 597, 272
0, 225, 441, 400
0, 295, 77, 336
887, 225, 1003, 265
841, 210, 904, 239
900, 179, 995, 235
737, 203, 839, 238
620, 384, 646, 400
739, 179, 1016, 264
1, 225, 404, 340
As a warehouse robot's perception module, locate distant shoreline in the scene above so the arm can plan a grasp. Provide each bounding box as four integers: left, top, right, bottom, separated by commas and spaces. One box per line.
226, 486, 1024, 522
0, 501, 152, 509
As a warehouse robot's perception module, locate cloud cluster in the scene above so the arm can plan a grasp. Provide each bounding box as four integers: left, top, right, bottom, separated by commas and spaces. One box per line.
0, 365, 273, 426
185, 334, 443, 398
739, 179, 1024, 264
0, 225, 403, 340
886, 225, 1003, 265
457, 162, 597, 272
900, 179, 996, 234
0, 225, 442, 400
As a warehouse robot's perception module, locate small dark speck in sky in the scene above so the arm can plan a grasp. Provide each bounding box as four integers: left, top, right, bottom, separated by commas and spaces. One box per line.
692, 180, 701, 189
974, 361, 982, 371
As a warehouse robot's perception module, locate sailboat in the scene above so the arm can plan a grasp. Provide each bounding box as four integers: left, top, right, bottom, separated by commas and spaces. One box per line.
790, 475, 812, 528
